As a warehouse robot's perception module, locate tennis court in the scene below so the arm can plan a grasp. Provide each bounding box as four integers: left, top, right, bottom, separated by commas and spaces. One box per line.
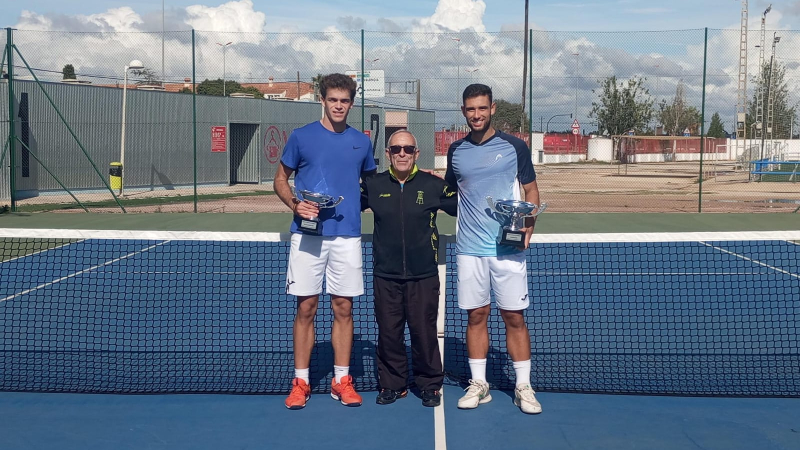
1, 213, 799, 449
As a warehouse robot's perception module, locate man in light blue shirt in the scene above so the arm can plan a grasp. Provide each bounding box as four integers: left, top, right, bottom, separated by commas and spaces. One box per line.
445, 83, 543, 414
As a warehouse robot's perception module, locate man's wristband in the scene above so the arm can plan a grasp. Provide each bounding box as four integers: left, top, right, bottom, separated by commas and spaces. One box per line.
290, 197, 301, 212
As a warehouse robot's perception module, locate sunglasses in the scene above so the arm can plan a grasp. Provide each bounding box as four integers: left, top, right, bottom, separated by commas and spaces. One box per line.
388, 145, 417, 155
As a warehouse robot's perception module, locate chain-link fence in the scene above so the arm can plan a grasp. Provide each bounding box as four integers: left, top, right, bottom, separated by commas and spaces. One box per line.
1, 27, 798, 213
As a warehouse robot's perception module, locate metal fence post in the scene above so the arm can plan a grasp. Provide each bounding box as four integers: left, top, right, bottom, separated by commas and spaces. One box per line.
698, 28, 708, 213
192, 29, 198, 213
361, 29, 365, 133
6, 28, 16, 212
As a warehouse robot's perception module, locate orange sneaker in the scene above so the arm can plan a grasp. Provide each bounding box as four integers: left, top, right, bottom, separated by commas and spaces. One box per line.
285, 378, 311, 410
330, 375, 362, 407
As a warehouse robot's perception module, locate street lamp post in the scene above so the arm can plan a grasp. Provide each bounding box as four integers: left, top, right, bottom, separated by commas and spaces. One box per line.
216, 41, 232, 96
365, 58, 379, 68
572, 53, 579, 152
451, 37, 461, 95
465, 68, 479, 82
572, 53, 579, 121
120, 59, 144, 196
546, 113, 572, 133
653, 64, 660, 135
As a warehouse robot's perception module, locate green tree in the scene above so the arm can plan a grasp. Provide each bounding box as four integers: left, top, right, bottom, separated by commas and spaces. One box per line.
312, 73, 324, 101
492, 99, 529, 133
658, 81, 700, 136
62, 64, 76, 80
195, 79, 263, 98
178, 87, 193, 94
707, 112, 726, 138
589, 76, 654, 136
746, 61, 797, 140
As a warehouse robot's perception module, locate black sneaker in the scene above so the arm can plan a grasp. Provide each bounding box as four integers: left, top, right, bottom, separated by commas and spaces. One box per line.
421, 389, 441, 407
376, 388, 408, 405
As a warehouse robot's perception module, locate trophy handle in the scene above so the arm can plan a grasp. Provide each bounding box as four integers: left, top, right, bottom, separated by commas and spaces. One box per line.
329, 196, 344, 207
532, 202, 548, 217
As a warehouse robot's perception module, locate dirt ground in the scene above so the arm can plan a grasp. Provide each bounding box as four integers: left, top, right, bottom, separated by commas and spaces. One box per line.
11, 162, 799, 214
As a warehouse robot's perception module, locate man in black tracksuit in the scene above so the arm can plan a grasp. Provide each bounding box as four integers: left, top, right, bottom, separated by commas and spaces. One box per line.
361, 130, 457, 407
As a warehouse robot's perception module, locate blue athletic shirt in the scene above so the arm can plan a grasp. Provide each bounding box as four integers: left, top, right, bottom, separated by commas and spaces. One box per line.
444, 131, 536, 257
281, 121, 377, 237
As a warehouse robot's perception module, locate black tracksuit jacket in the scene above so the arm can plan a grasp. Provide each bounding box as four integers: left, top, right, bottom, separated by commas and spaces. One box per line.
360, 167, 458, 279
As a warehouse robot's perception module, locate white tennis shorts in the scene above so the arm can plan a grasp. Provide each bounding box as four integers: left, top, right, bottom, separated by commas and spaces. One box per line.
286, 234, 364, 297
456, 253, 530, 311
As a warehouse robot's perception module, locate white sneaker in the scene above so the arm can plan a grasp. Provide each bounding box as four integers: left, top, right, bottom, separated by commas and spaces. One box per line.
457, 379, 492, 409
514, 385, 542, 414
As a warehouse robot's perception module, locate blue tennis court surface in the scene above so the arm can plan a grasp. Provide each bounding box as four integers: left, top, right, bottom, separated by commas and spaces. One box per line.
1, 390, 799, 450
1, 232, 799, 449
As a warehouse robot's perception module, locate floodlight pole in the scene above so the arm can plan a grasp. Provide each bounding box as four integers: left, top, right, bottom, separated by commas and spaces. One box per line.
216, 42, 232, 96
451, 37, 461, 96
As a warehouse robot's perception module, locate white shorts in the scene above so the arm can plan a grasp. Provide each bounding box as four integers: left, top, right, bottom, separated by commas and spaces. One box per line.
286, 234, 364, 297
456, 253, 530, 311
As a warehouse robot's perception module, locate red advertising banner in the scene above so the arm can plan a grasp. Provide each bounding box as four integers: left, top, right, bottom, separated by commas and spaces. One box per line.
211, 126, 227, 153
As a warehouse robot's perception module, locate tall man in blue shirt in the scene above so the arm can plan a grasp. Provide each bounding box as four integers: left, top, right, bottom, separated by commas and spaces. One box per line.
274, 73, 377, 410
445, 84, 543, 414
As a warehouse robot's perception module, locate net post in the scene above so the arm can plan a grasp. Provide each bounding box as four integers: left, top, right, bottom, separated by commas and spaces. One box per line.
436, 234, 452, 374
192, 29, 198, 213
6, 27, 16, 212
698, 27, 708, 213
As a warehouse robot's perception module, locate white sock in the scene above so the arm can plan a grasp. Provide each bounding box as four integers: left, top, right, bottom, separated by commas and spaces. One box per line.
294, 368, 310, 384
513, 360, 531, 388
468, 358, 487, 383
334, 365, 349, 383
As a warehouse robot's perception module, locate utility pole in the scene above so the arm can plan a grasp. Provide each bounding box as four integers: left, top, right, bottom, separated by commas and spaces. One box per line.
765, 33, 780, 159
416, 79, 421, 111
755, 4, 771, 153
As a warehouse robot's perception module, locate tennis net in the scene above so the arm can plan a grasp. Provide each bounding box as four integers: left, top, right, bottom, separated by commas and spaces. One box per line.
1, 228, 799, 396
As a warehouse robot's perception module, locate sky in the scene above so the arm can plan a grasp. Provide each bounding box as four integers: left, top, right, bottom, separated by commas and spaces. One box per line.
2, 0, 799, 131
3, 0, 800, 34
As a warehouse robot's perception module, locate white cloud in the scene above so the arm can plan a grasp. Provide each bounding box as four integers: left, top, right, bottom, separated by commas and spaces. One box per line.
416, 0, 486, 32
185, 0, 266, 32
15, 7, 144, 32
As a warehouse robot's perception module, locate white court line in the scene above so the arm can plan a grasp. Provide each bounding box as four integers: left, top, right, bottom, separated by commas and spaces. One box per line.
435, 256, 447, 450
0, 241, 170, 303
700, 241, 800, 280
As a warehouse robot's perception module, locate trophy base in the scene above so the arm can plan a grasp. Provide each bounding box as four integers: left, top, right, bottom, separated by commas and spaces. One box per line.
499, 229, 526, 247
298, 219, 322, 236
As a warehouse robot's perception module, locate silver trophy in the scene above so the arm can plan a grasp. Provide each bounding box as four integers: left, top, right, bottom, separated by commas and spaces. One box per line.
486, 196, 547, 246
297, 190, 344, 235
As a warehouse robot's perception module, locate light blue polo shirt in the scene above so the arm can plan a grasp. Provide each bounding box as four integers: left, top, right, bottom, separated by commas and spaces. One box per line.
445, 131, 536, 256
